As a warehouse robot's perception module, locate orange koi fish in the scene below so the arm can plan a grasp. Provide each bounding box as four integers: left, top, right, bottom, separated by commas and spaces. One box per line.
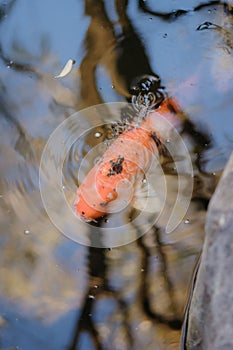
75, 98, 183, 221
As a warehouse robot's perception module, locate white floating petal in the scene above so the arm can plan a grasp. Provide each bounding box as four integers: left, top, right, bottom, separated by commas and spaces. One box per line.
54, 59, 75, 79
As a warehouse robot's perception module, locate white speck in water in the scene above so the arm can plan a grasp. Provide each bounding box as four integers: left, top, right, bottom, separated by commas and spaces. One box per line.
94, 285, 99, 289
62, 185, 65, 190
94, 132, 102, 138
111, 84, 115, 89
184, 219, 190, 224
141, 268, 145, 272
24, 229, 30, 235
104, 219, 109, 223
88, 295, 95, 299
166, 139, 170, 143
142, 178, 147, 184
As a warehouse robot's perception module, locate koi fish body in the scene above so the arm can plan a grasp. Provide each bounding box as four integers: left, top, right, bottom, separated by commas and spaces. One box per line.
75, 99, 183, 221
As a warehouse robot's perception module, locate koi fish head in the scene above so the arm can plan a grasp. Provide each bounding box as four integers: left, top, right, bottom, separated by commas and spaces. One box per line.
130, 75, 166, 110
75, 192, 106, 222
74, 156, 134, 222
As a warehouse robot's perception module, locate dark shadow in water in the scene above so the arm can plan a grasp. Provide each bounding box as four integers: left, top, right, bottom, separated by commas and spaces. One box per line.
79, 0, 115, 106
137, 228, 182, 330
0, 45, 37, 74
114, 0, 161, 93
68, 247, 133, 350
79, 0, 163, 108
0, 0, 16, 21
138, 0, 230, 21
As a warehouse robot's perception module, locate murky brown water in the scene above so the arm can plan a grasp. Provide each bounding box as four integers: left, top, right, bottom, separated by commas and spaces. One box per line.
0, 1, 233, 349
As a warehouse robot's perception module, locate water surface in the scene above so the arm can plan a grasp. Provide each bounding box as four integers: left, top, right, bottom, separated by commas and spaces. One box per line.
0, 1, 232, 349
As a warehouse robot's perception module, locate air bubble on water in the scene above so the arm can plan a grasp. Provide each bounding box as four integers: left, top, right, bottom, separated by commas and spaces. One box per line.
166, 139, 170, 143
141, 268, 145, 272
88, 294, 95, 299
142, 178, 147, 184
104, 218, 109, 223
62, 185, 65, 190
6, 60, 13, 69
111, 84, 115, 89
184, 219, 190, 224
94, 132, 102, 138
24, 229, 30, 235
94, 285, 99, 289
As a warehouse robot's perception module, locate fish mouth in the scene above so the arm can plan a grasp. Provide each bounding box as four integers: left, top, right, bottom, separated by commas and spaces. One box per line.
129, 74, 166, 110
75, 207, 102, 223
74, 196, 105, 223
79, 215, 98, 223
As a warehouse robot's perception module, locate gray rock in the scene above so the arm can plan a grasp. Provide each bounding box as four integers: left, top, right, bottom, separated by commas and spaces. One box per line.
185, 153, 233, 350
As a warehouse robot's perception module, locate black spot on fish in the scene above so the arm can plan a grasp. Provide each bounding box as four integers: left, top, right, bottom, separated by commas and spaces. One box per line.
167, 102, 177, 114
107, 155, 124, 177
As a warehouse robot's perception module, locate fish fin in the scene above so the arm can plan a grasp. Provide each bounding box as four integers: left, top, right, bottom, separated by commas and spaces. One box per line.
132, 175, 166, 213
104, 179, 134, 214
